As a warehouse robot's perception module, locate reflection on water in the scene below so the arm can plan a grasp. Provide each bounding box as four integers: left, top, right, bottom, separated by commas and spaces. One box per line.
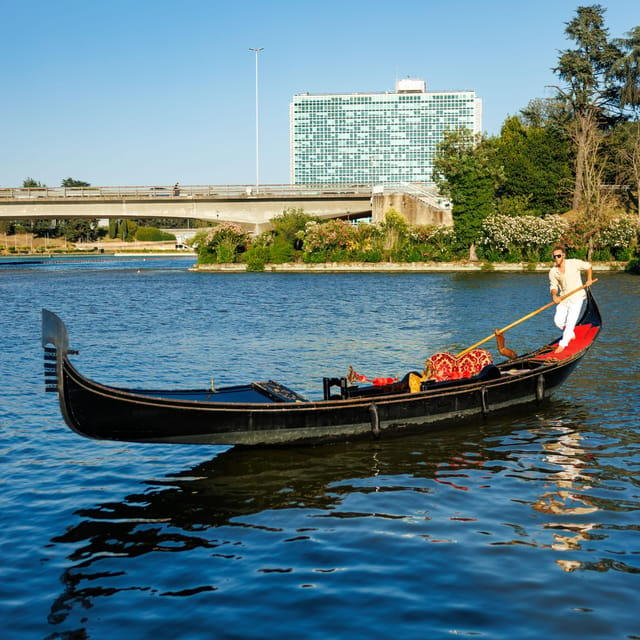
46, 406, 640, 635
533, 428, 599, 571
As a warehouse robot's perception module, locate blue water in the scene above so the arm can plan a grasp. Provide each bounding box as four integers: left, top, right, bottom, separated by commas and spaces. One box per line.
1, 261, 639, 639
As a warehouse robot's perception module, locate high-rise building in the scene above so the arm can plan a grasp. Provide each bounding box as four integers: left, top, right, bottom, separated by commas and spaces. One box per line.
290, 78, 482, 185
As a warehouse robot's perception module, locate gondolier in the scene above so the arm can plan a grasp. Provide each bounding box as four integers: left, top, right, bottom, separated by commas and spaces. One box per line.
549, 245, 594, 354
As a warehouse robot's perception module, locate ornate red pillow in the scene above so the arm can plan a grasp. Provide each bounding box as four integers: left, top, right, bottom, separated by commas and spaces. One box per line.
425, 352, 458, 382
457, 349, 493, 378
425, 349, 492, 382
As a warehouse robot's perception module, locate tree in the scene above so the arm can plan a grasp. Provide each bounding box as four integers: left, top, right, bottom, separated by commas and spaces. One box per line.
552, 5, 624, 215
61, 177, 90, 187
58, 218, 98, 242
611, 121, 640, 216
520, 97, 571, 129
612, 26, 640, 114
58, 179, 97, 239
495, 114, 573, 216
611, 26, 640, 216
22, 177, 45, 188
433, 129, 503, 254
31, 219, 56, 238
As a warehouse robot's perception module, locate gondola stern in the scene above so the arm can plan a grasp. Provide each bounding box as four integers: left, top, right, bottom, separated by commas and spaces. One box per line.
42, 309, 81, 433
42, 310, 66, 393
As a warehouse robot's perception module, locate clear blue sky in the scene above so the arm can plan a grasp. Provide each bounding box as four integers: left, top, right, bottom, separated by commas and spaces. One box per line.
2, 0, 638, 188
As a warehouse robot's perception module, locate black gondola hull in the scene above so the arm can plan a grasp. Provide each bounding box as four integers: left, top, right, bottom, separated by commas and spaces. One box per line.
42, 291, 601, 447
55, 345, 582, 446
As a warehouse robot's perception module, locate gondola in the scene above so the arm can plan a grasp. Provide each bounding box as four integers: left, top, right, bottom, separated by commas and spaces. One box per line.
42, 289, 601, 447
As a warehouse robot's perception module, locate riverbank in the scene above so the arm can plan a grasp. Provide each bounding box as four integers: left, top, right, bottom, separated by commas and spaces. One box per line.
191, 260, 627, 273
0, 233, 193, 255
0, 252, 628, 272
0, 253, 195, 266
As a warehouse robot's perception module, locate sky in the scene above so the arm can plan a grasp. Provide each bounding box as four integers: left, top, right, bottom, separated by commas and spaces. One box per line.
2, 0, 639, 188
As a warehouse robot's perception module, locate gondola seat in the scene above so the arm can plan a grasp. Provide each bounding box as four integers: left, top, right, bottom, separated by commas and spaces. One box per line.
420, 363, 502, 391
424, 348, 494, 382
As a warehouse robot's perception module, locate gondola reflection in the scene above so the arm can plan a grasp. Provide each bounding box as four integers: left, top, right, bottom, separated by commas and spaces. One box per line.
47, 406, 603, 631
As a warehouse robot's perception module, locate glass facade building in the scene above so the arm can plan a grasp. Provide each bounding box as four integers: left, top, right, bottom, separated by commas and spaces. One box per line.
290, 79, 482, 185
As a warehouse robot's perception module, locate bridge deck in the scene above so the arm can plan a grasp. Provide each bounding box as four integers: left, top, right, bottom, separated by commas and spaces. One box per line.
0, 183, 450, 229
0, 184, 372, 201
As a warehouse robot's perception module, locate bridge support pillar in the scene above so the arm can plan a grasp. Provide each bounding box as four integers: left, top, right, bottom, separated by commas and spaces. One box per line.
372, 193, 453, 227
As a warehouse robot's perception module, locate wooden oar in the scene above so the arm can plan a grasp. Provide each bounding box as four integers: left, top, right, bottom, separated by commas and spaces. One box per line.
455, 279, 598, 359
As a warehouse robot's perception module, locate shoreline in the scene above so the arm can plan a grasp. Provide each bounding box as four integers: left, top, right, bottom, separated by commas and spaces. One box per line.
0, 253, 627, 272
0, 251, 193, 262
191, 260, 626, 273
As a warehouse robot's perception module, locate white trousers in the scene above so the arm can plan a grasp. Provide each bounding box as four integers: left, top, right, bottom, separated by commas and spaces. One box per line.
554, 298, 584, 348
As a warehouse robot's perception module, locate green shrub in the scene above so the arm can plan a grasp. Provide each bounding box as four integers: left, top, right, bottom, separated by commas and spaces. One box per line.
269, 237, 296, 263
135, 226, 175, 242
591, 248, 613, 262
195, 222, 248, 264
358, 249, 383, 262
303, 250, 329, 263
625, 258, 640, 274
243, 245, 269, 271
302, 219, 357, 261
614, 247, 633, 261
480, 214, 568, 262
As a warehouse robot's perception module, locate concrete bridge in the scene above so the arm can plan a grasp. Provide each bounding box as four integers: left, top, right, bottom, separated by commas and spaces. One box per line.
0, 183, 452, 232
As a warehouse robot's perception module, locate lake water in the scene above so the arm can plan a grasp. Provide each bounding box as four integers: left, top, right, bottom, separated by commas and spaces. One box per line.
1, 259, 639, 639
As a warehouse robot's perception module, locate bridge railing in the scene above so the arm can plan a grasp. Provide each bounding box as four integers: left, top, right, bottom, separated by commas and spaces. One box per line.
0, 184, 374, 200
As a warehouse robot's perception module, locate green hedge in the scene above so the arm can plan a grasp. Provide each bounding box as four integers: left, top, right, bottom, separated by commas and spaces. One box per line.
135, 226, 176, 242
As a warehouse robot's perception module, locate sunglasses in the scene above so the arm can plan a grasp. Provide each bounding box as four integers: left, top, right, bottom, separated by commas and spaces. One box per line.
553, 254, 563, 259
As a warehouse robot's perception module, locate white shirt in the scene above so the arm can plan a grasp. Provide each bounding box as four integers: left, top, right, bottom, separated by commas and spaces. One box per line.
549, 258, 591, 304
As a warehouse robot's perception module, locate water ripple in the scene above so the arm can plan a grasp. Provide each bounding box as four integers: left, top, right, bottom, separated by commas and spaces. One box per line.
1, 268, 640, 639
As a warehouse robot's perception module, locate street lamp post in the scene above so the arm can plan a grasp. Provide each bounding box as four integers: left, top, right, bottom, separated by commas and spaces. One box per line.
249, 47, 264, 192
